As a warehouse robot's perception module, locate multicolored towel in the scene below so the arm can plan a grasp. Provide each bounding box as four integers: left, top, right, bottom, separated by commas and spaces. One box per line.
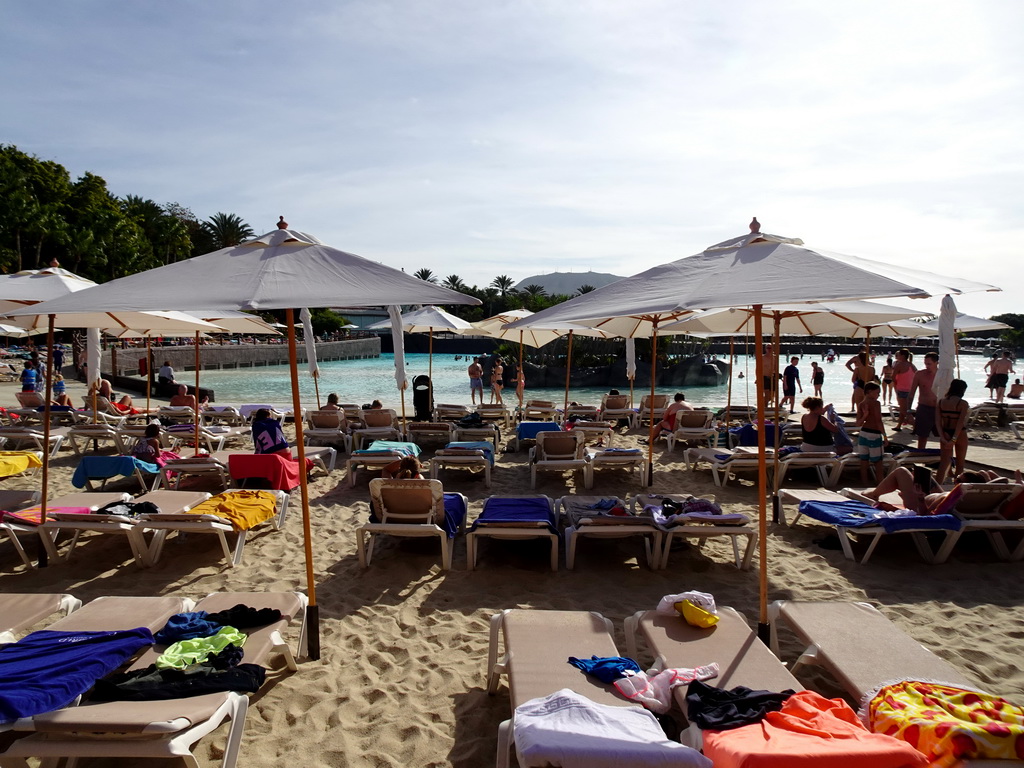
0, 450, 42, 478
186, 490, 277, 531
4, 506, 92, 526
867, 680, 1024, 762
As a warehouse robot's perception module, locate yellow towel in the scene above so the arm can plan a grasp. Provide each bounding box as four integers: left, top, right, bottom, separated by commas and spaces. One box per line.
0, 451, 42, 478
187, 490, 277, 531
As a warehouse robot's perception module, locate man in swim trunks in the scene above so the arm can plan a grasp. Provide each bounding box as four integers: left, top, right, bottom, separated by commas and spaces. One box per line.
985, 350, 1015, 403
891, 348, 916, 432
908, 352, 939, 449
781, 357, 802, 414
468, 358, 484, 405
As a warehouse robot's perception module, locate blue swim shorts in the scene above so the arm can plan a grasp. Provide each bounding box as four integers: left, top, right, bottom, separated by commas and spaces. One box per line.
856, 429, 884, 462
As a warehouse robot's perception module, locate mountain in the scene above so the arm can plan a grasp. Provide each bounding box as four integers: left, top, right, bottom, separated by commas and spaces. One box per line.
513, 271, 625, 296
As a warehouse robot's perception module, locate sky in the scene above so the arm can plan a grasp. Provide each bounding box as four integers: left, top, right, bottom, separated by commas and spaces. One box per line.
2, 0, 1021, 319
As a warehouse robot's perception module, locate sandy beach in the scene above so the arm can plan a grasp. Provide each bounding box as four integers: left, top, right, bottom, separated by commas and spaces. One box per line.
2, 373, 1023, 768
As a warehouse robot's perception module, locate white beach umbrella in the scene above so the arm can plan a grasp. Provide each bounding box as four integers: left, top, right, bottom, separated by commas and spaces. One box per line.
300, 308, 321, 408
0, 265, 97, 315
369, 305, 474, 382
387, 305, 410, 423
0, 323, 50, 337
8, 224, 480, 659
917, 314, 1011, 334
507, 220, 1001, 641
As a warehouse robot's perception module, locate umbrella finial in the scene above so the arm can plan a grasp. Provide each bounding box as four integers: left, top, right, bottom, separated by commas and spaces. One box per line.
277, 216, 288, 230
49, 258, 61, 268
749, 217, 760, 233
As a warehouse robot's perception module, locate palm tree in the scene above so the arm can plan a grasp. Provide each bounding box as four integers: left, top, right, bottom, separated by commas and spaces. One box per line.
442, 274, 465, 291
202, 212, 254, 249
490, 274, 515, 296
576, 284, 596, 295
414, 268, 438, 283
521, 284, 547, 299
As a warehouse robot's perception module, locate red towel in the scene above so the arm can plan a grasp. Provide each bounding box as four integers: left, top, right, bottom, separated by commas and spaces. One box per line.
228, 453, 312, 492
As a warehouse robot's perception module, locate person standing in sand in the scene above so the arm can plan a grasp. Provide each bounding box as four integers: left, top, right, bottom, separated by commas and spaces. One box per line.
985, 351, 1015, 403
468, 358, 484, 405
891, 348, 916, 432
810, 361, 824, 398
855, 381, 888, 485
761, 344, 779, 407
908, 352, 939, 449
936, 379, 969, 484
490, 357, 505, 405
781, 357, 802, 414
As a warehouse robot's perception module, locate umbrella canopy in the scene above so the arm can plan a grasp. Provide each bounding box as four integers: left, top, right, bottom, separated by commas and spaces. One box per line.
660, 300, 929, 337
917, 313, 1011, 334
368, 305, 475, 384
0, 266, 97, 315
0, 323, 50, 337
844, 319, 937, 339
3, 309, 226, 335
9, 226, 480, 661
179, 311, 281, 335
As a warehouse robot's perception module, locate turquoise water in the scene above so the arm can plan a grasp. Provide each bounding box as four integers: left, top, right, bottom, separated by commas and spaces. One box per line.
196, 353, 1004, 409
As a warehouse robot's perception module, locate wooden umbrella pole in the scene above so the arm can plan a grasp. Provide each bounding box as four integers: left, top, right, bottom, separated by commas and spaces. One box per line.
286, 309, 319, 660
518, 333, 525, 409
429, 328, 434, 384
647, 322, 658, 486
726, 335, 734, 423
40, 315, 55, 531
145, 337, 152, 413
563, 331, 574, 415
753, 305, 770, 642
771, 313, 783, 523
194, 331, 201, 457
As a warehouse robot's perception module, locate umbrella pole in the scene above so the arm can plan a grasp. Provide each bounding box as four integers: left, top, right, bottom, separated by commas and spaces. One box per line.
39, 315, 55, 539
753, 306, 769, 643
518, 333, 525, 410
286, 309, 320, 660
194, 331, 201, 457
955, 333, 960, 377
771, 314, 782, 523
429, 329, 434, 384
563, 331, 574, 416
145, 337, 152, 414
726, 336, 734, 423
647, 323, 658, 486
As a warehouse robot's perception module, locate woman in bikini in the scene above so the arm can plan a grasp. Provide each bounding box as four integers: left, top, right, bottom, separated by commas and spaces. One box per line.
850, 353, 876, 411
490, 357, 504, 405
936, 379, 969, 484
880, 356, 894, 405
799, 397, 839, 452
892, 348, 917, 432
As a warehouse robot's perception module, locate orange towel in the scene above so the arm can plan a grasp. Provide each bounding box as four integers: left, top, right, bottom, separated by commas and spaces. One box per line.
703, 690, 928, 768
187, 490, 277, 531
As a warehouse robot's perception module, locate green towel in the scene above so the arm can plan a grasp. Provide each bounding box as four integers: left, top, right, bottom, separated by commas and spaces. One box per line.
155, 626, 247, 669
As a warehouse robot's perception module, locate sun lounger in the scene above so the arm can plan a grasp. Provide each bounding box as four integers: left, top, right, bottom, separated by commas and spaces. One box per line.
826, 451, 897, 486
118, 423, 182, 453
599, 393, 636, 428
67, 422, 128, 455
685, 445, 774, 487
663, 410, 718, 451
228, 452, 310, 491
0, 489, 41, 569
0, 593, 81, 644
934, 483, 1024, 562
201, 405, 246, 426
159, 451, 232, 491
403, 421, 454, 446
32, 491, 135, 565
345, 440, 421, 487
5, 592, 303, 768
15, 391, 45, 409
476, 403, 512, 429
359, 478, 467, 570
564, 403, 600, 421
768, 600, 975, 702
467, 495, 559, 571
430, 442, 493, 487
637, 394, 669, 427
166, 423, 251, 453
512, 420, 560, 451
529, 430, 590, 489
587, 447, 647, 488
293, 444, 336, 474
558, 494, 662, 570
433, 403, 471, 421
781, 488, 964, 564
351, 408, 401, 449
1012, 421, 1023, 440
303, 409, 351, 453
772, 450, 840, 491
71, 454, 162, 492
486, 609, 643, 768
569, 420, 615, 447
453, 423, 501, 449
633, 493, 756, 570
140, 489, 289, 567
892, 447, 943, 468
520, 399, 560, 422
157, 405, 199, 424
0, 425, 68, 458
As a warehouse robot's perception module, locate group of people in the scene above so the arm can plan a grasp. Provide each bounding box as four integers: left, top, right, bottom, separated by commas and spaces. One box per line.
467, 357, 525, 406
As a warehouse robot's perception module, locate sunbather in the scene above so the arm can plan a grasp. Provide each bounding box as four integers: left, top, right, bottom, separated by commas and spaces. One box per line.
322, 392, 341, 411
382, 456, 424, 479
92, 379, 136, 412
252, 408, 290, 458
799, 397, 839, 452
169, 384, 198, 410
862, 466, 1022, 514
650, 392, 694, 440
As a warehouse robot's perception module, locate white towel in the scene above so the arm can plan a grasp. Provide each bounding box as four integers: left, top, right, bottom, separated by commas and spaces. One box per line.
513, 688, 711, 768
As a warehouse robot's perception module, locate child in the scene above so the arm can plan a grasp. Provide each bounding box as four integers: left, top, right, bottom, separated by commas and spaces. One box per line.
855, 381, 888, 486
132, 422, 163, 464
20, 361, 37, 392
810, 361, 824, 398
51, 372, 71, 406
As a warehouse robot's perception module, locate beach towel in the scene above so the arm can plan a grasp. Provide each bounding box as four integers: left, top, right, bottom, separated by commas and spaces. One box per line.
470, 497, 558, 535
686, 679, 795, 730
4, 505, 92, 526
355, 440, 420, 457
513, 688, 711, 768
516, 422, 561, 441
443, 441, 495, 464
0, 450, 42, 478
797, 499, 963, 534
228, 453, 311, 491
0, 627, 154, 723
90, 662, 266, 701
702, 690, 928, 768
71, 455, 159, 489
866, 680, 1024, 763
186, 490, 278, 531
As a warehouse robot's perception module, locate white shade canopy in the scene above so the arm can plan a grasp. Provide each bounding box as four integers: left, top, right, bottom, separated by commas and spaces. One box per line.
661, 300, 929, 337
0, 266, 97, 315
4, 309, 225, 335
6, 228, 480, 315
506, 229, 999, 336
917, 313, 1011, 334
368, 305, 475, 334
474, 309, 609, 346
179, 311, 281, 335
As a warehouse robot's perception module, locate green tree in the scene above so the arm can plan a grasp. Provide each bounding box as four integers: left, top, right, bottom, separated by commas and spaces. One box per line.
576, 284, 596, 295
202, 212, 254, 249
442, 274, 465, 291
490, 274, 515, 296
413, 268, 438, 283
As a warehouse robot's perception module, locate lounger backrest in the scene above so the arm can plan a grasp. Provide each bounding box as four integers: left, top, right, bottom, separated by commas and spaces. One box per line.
409, 422, 450, 432
369, 478, 445, 525
536, 431, 584, 460
602, 394, 628, 410
676, 410, 713, 429
363, 409, 396, 428
640, 394, 668, 410
309, 410, 346, 430
526, 400, 554, 408
955, 484, 1019, 518
16, 391, 44, 408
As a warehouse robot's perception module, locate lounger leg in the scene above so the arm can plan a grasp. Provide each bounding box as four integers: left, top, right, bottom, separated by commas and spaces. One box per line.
740, 533, 756, 571
549, 534, 558, 571
623, 611, 642, 659
565, 528, 577, 570
496, 718, 513, 768
835, 527, 858, 561
2, 526, 35, 569
215, 531, 233, 564
218, 693, 249, 768
484, 463, 491, 488
439, 533, 451, 570
731, 535, 742, 568
466, 533, 476, 570
232, 531, 247, 566
486, 612, 507, 694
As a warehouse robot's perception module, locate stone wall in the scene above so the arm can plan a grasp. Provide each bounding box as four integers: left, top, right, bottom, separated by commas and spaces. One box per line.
105, 337, 380, 377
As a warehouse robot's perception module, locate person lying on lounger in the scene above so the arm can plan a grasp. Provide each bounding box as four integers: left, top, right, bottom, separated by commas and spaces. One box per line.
382, 456, 424, 479
862, 466, 1022, 514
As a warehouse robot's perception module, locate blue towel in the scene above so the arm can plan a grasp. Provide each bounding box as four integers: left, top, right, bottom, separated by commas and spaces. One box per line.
797, 499, 963, 534
352, 441, 421, 457
72, 456, 159, 489
470, 497, 558, 535
567, 655, 641, 683
515, 422, 561, 440
441, 493, 468, 538
729, 422, 778, 447
445, 441, 495, 465
0, 628, 154, 722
